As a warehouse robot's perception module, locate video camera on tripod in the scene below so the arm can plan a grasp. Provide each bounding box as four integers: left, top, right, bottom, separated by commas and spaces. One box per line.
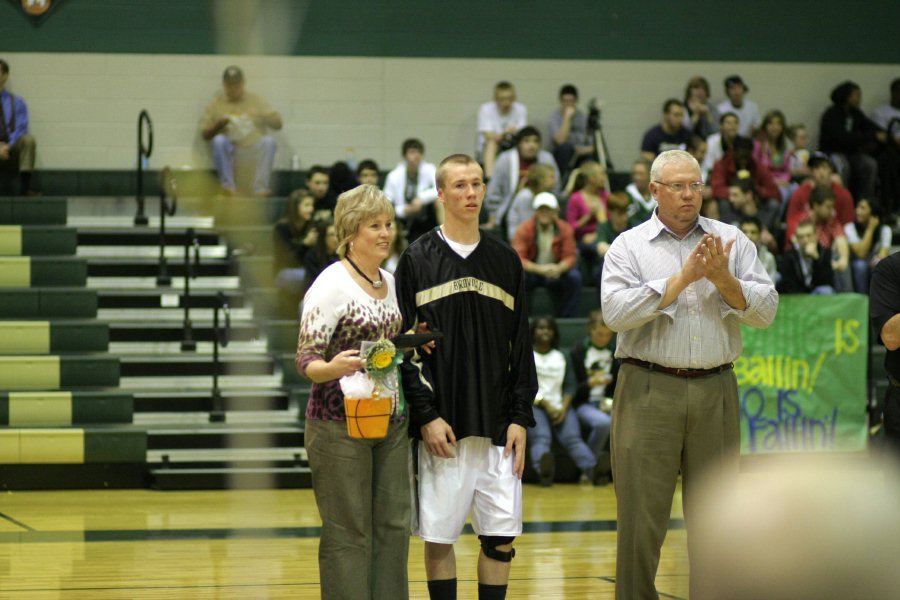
587, 98, 613, 172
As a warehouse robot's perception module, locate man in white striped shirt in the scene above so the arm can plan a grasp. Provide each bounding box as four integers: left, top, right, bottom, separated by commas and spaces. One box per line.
600, 149, 778, 600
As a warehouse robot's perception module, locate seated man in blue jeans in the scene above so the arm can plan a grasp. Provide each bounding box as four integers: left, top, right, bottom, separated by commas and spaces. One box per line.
511, 192, 582, 318
200, 66, 282, 196
0, 58, 37, 195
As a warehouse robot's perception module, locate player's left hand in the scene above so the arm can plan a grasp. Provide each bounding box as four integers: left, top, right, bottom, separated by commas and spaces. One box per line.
504, 423, 527, 479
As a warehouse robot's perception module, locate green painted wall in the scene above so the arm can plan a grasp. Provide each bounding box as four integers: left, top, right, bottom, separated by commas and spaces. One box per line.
0, 0, 895, 64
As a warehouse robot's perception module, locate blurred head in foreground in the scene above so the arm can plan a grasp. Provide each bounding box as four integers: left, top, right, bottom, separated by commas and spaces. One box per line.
692, 456, 900, 600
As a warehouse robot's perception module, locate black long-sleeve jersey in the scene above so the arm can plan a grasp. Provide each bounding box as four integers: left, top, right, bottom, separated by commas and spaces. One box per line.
395, 228, 537, 446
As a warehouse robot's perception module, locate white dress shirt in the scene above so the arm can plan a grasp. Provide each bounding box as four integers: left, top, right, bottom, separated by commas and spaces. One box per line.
600, 211, 778, 369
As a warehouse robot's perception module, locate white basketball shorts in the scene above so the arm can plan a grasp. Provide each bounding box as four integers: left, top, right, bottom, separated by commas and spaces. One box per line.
417, 436, 523, 543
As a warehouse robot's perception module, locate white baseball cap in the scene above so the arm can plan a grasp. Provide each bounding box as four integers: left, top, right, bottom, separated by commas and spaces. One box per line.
532, 192, 558, 210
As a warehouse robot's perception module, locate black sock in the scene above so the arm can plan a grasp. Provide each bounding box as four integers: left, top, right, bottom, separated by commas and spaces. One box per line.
427, 578, 457, 600
478, 582, 508, 600
20, 171, 32, 193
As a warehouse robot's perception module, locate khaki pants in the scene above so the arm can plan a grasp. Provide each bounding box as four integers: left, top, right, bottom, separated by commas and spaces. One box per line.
2, 134, 36, 171
612, 363, 739, 600
305, 418, 411, 600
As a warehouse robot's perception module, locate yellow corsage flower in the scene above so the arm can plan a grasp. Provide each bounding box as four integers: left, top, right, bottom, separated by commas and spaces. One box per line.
365, 338, 401, 381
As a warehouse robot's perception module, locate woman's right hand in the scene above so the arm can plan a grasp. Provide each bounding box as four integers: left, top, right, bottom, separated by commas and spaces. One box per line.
328, 349, 364, 379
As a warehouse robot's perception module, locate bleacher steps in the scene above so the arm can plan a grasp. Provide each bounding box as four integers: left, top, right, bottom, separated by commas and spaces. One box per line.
132, 389, 291, 413
119, 354, 274, 377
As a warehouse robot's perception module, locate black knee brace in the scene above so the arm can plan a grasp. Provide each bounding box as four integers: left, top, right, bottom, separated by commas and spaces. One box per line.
478, 535, 516, 562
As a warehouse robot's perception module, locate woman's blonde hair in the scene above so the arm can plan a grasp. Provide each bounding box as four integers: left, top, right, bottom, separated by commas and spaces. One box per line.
333, 184, 395, 258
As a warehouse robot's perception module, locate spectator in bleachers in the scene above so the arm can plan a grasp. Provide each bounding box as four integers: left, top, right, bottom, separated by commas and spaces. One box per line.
486, 125, 559, 230
328, 161, 358, 197
702, 112, 743, 175
787, 123, 812, 178
306, 165, 335, 219
303, 218, 339, 286
640, 99, 692, 162
716, 75, 761, 137
720, 177, 780, 235
871, 78, 900, 143
355, 159, 381, 186
592, 191, 636, 295
568, 309, 616, 485
594, 191, 634, 263
807, 185, 852, 291
785, 154, 855, 244
382, 138, 440, 243
0, 59, 37, 195
273, 189, 317, 295
778, 218, 836, 294
548, 84, 595, 178
740, 216, 779, 284
687, 135, 712, 194
846, 198, 893, 293
565, 161, 610, 272
512, 193, 582, 317
870, 80, 900, 220
624, 158, 656, 222
687, 135, 708, 174
700, 195, 721, 220
295, 185, 409, 599
683, 76, 719, 139
477, 81, 527, 180
819, 81, 887, 202
754, 110, 796, 202
382, 219, 406, 274
505, 163, 557, 241
200, 66, 282, 196
529, 315, 602, 486
710, 137, 780, 210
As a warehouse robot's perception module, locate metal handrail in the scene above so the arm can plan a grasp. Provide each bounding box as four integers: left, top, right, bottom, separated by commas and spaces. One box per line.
155, 167, 178, 286
180, 227, 201, 352
209, 291, 231, 422
134, 110, 153, 226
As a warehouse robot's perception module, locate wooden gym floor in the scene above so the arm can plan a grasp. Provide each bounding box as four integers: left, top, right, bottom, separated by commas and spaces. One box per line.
0, 481, 690, 599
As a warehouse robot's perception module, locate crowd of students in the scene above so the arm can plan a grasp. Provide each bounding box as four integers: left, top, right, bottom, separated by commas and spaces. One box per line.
271, 75, 899, 322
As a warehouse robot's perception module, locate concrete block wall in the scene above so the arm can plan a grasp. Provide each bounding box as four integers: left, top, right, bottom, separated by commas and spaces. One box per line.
3, 52, 896, 174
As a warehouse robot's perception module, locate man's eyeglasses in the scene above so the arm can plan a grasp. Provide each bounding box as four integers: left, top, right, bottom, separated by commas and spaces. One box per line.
653, 181, 704, 194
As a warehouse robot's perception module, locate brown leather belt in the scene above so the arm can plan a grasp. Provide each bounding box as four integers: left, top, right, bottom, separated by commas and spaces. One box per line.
622, 357, 733, 379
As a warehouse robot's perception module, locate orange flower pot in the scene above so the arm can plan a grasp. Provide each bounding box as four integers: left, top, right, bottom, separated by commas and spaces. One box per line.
344, 396, 392, 439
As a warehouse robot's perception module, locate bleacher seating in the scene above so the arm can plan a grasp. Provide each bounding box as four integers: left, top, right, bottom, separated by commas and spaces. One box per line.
0, 196, 145, 490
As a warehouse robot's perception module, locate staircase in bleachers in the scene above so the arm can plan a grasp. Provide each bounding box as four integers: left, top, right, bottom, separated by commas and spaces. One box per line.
0, 196, 146, 489
61, 196, 310, 490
